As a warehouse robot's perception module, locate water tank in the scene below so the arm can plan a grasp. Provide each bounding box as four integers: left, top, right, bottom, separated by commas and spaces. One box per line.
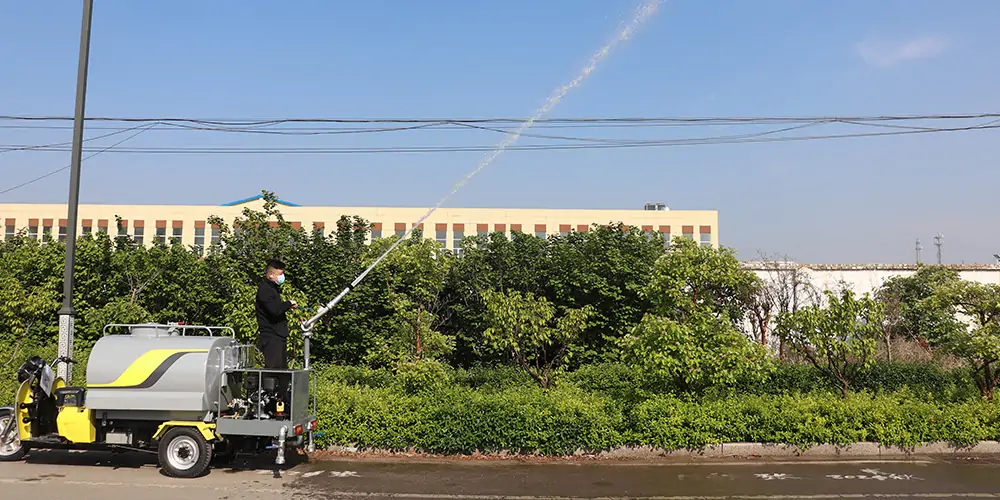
85, 324, 237, 414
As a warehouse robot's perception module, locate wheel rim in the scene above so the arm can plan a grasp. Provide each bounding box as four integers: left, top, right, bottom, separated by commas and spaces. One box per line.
0, 415, 21, 457
166, 435, 200, 470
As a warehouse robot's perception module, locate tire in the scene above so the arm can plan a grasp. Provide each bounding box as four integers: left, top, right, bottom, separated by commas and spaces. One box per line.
157, 427, 213, 478
0, 409, 26, 462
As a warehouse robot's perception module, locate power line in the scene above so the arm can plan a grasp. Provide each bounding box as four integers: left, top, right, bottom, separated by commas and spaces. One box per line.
2, 112, 999, 126
2, 120, 997, 155
0, 124, 155, 197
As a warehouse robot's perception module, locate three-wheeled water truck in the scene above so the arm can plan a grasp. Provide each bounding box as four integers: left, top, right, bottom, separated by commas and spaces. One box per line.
0, 322, 319, 478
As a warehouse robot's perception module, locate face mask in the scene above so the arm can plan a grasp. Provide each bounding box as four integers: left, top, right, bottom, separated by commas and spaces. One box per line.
276, 274, 286, 285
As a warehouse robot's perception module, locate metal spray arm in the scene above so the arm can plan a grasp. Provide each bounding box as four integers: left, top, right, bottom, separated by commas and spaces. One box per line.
298, 226, 418, 369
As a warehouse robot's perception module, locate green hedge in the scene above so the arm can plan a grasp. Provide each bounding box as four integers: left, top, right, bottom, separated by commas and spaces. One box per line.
314, 379, 1000, 454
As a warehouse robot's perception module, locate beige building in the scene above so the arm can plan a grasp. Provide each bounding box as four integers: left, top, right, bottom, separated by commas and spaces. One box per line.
0, 195, 719, 255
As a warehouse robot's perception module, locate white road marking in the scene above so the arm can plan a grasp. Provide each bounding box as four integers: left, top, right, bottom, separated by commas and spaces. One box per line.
754, 473, 798, 480
826, 468, 921, 481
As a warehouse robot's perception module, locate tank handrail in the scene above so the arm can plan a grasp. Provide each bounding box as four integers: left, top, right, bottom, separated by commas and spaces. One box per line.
101, 323, 237, 337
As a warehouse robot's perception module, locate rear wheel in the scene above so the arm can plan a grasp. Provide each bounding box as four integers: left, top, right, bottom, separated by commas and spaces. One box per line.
0, 409, 26, 462
158, 427, 212, 478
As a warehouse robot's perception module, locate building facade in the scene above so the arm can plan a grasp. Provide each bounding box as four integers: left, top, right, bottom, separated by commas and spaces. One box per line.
0, 195, 719, 254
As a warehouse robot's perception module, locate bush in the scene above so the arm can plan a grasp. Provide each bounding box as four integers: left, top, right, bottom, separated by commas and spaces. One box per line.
314, 377, 1000, 454
314, 381, 625, 454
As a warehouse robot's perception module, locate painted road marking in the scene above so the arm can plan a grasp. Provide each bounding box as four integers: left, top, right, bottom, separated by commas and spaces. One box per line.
754, 473, 799, 480
826, 468, 921, 481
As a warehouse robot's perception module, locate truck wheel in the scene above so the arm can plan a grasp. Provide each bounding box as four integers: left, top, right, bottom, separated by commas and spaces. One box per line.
158, 427, 212, 478
0, 408, 26, 462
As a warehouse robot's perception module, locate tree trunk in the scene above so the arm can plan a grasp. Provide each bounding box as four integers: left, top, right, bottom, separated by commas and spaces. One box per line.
839, 378, 850, 399
985, 362, 995, 401
885, 333, 892, 363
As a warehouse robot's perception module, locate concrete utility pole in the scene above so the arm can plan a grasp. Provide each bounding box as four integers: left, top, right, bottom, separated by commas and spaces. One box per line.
58, 0, 94, 382
915, 238, 922, 265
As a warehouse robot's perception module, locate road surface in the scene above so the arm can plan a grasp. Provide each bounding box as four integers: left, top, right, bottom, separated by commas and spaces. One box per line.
1, 450, 998, 499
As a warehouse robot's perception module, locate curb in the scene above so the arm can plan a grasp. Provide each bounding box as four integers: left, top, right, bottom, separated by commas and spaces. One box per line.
595, 441, 1000, 459
320, 441, 1000, 460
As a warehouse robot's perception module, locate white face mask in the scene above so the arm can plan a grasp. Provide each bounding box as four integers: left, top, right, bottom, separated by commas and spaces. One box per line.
276, 274, 286, 285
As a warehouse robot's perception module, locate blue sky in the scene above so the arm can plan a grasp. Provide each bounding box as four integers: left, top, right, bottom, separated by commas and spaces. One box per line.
1, 0, 998, 264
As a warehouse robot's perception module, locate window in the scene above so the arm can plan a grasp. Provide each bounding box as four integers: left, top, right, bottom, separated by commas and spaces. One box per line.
82, 224, 92, 236
4, 224, 14, 241
43, 223, 52, 241
395, 228, 406, 238
371, 228, 382, 240
28, 224, 38, 240
436, 229, 447, 246
155, 227, 166, 244
700, 231, 711, 247
98, 223, 108, 235
133, 227, 144, 245
58, 225, 67, 243
453, 230, 464, 256
194, 227, 205, 255
171, 226, 183, 245
117, 225, 128, 239
211, 227, 221, 245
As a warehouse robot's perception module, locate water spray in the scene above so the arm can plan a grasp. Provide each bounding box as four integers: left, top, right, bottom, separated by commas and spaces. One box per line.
300, 0, 664, 365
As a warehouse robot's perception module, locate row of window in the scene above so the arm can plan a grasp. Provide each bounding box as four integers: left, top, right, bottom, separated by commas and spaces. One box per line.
4, 220, 714, 255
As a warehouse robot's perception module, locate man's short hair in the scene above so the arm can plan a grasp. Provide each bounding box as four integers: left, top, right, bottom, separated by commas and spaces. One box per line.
266, 259, 285, 273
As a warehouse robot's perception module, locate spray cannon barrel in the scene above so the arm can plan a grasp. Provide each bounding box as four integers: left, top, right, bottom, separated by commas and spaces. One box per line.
301, 285, 351, 332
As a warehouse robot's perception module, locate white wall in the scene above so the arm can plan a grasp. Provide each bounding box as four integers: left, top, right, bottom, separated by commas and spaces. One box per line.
738, 263, 1000, 349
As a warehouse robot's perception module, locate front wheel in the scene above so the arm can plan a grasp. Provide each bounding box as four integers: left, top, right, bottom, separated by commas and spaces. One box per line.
0, 408, 26, 462
157, 427, 213, 478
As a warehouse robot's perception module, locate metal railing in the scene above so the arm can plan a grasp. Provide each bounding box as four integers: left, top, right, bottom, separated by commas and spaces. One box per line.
101, 323, 237, 337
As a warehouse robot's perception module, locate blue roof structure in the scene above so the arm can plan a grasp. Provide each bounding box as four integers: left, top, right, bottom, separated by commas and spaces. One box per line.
221, 194, 301, 207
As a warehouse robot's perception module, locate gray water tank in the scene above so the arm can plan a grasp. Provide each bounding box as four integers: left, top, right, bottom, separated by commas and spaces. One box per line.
85, 324, 237, 416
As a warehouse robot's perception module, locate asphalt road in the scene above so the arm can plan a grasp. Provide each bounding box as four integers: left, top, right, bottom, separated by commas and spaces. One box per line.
1, 451, 999, 500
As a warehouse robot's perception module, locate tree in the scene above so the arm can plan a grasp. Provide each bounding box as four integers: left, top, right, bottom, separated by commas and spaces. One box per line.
931, 281, 1000, 399
646, 237, 761, 326
775, 289, 883, 398
875, 266, 965, 346
438, 230, 552, 367
544, 223, 665, 364
362, 235, 456, 369
743, 254, 821, 356
619, 310, 775, 393
481, 289, 594, 389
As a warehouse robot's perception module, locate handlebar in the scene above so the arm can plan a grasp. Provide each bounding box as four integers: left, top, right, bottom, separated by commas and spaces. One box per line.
54, 356, 76, 365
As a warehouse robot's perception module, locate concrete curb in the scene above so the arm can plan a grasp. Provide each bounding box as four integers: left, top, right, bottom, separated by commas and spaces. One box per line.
322, 441, 1000, 459
597, 441, 1000, 459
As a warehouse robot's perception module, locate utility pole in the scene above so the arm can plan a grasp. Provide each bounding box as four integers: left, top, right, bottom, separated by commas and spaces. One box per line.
934, 233, 944, 265
58, 0, 94, 382
915, 238, 922, 265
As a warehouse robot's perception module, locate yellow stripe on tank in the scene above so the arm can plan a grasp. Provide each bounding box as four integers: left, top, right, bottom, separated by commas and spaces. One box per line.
87, 349, 208, 388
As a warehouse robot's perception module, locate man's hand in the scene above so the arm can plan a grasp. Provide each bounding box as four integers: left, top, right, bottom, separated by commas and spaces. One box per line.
290, 300, 298, 310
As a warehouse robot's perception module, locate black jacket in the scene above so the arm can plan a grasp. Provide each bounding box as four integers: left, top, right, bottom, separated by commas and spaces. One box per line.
256, 278, 293, 338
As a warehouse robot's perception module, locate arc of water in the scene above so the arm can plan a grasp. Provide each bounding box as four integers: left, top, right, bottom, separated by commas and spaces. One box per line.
302, 0, 663, 333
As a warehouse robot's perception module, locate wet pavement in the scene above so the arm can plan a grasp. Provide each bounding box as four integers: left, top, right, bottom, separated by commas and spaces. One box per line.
0, 450, 998, 499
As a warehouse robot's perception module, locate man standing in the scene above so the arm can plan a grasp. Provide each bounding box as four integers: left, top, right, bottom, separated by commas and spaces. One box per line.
256, 259, 297, 369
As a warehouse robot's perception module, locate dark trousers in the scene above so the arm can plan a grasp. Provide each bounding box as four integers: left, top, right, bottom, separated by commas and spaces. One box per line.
258, 334, 288, 370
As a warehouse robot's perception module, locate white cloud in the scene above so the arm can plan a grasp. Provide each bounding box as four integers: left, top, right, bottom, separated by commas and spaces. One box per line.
856, 36, 950, 68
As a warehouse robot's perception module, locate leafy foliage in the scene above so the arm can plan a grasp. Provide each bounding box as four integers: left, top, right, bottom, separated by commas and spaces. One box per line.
775, 290, 884, 397
619, 311, 775, 393
482, 289, 594, 388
